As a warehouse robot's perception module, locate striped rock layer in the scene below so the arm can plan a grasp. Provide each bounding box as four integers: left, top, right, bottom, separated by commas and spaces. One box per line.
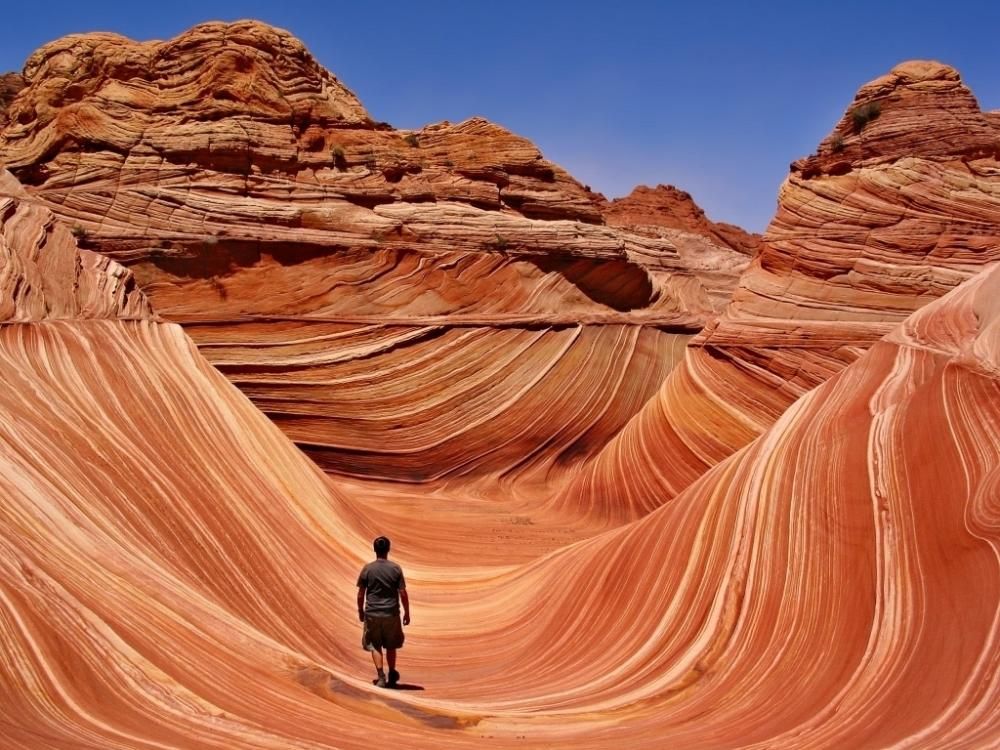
602, 183, 760, 309
1, 21, 999, 748
1, 163, 998, 747
0, 170, 151, 321
555, 59, 1000, 521
0, 20, 748, 486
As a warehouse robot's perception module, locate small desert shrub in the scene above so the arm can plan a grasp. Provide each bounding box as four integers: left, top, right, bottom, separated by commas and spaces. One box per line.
851, 101, 881, 133
70, 224, 88, 240
489, 233, 509, 251
443, 159, 455, 168
403, 133, 420, 148
203, 236, 220, 248
331, 146, 346, 169
831, 134, 845, 152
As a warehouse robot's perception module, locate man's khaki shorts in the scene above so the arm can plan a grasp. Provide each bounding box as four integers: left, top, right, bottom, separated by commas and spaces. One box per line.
362, 614, 404, 651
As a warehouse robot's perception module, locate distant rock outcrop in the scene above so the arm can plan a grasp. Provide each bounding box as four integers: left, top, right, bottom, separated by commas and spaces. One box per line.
554, 60, 1000, 520
604, 184, 760, 255
604, 184, 760, 310
0, 21, 714, 322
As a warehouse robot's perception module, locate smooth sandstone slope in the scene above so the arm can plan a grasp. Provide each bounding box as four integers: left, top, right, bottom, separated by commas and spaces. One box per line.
554, 60, 1000, 521
443, 260, 1000, 749
0, 171, 422, 748
0, 22, 724, 488
2, 156, 998, 747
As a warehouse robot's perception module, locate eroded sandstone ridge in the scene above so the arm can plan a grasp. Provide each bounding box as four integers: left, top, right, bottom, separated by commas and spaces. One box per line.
603, 184, 760, 309
1, 158, 997, 746
0, 170, 150, 320
0, 21, 724, 484
604, 183, 760, 256
1, 22, 999, 748
554, 59, 1000, 520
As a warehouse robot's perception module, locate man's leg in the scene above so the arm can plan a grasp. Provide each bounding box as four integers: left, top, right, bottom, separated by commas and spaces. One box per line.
370, 647, 387, 687
386, 649, 400, 686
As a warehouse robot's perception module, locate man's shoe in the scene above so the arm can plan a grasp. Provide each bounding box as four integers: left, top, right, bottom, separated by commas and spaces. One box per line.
375, 674, 387, 688
387, 669, 400, 687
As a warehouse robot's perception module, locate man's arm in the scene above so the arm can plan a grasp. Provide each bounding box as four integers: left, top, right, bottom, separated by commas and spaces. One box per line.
400, 588, 410, 626
357, 586, 366, 622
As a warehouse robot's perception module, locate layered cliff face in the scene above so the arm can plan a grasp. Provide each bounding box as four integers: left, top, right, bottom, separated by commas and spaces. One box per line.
555, 60, 1000, 520
0, 170, 151, 320
604, 183, 760, 256
0, 168, 384, 749
0, 21, 719, 485
603, 184, 760, 310
2, 150, 997, 746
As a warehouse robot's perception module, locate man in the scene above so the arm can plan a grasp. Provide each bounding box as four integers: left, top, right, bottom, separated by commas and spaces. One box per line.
356, 536, 410, 688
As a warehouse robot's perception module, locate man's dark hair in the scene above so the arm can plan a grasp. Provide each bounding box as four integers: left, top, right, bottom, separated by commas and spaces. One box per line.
373, 536, 391, 557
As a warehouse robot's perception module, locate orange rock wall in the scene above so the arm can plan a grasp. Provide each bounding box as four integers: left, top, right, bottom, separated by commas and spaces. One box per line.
1, 23, 999, 748
1, 172, 997, 746
556, 60, 1000, 519
0, 21, 721, 484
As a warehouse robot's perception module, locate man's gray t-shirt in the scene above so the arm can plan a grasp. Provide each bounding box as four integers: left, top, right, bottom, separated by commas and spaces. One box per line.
357, 559, 406, 616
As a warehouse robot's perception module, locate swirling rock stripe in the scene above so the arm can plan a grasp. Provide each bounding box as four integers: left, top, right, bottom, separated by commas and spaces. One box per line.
184, 319, 689, 482
0, 320, 479, 749
0, 171, 151, 322
0, 269, 997, 749
554, 62, 1000, 517
402, 264, 1000, 748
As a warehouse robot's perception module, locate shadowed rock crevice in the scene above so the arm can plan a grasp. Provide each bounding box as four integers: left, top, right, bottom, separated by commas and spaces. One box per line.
0, 73, 26, 130
526, 255, 656, 311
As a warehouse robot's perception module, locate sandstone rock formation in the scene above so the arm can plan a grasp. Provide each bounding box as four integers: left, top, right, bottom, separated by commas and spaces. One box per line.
0, 72, 25, 129
1, 153, 997, 746
604, 183, 760, 255
1, 22, 999, 748
0, 170, 150, 320
554, 59, 1000, 521
0, 20, 724, 485
603, 184, 760, 310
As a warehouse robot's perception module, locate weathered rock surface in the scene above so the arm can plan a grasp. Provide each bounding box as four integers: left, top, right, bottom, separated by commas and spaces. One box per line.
556, 60, 1000, 520
603, 184, 759, 310
2, 167, 997, 746
0, 21, 712, 324
604, 183, 761, 255
0, 72, 25, 129
0, 20, 730, 483
2, 25, 999, 748
0, 169, 151, 320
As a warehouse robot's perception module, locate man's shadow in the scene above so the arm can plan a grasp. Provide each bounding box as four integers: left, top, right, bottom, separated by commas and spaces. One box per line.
373, 679, 425, 691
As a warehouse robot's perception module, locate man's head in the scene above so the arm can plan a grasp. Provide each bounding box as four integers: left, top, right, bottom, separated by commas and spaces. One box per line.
373, 536, 391, 558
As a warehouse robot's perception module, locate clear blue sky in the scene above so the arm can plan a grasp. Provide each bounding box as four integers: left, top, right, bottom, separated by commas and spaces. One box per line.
3, 0, 1000, 232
